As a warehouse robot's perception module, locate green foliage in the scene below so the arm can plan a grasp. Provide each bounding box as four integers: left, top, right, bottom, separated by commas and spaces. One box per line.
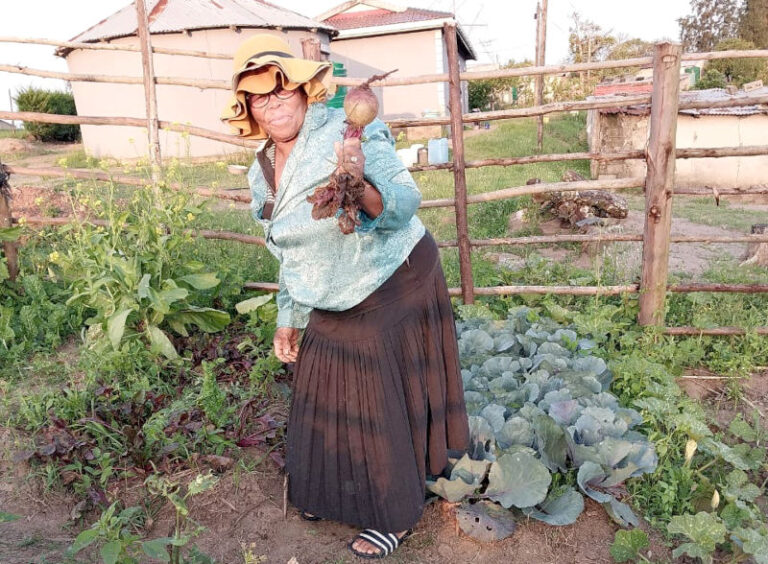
468, 80, 494, 111
466, 60, 532, 111
144, 473, 218, 564
708, 38, 768, 86
48, 182, 230, 359
740, 0, 768, 49
668, 512, 726, 563
198, 360, 230, 429
679, 0, 743, 52
610, 529, 650, 562
14, 86, 80, 142
427, 307, 657, 536
0, 511, 21, 522
69, 473, 217, 564
0, 274, 83, 367
695, 68, 728, 89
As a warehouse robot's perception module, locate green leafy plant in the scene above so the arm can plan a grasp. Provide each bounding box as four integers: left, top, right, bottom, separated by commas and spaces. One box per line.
610, 528, 650, 562
69, 473, 217, 564
68, 501, 146, 564
49, 182, 230, 359
144, 472, 219, 564
668, 512, 727, 564
427, 306, 657, 540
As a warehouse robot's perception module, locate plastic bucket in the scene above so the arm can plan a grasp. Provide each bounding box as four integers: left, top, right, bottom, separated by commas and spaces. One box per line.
427, 138, 449, 165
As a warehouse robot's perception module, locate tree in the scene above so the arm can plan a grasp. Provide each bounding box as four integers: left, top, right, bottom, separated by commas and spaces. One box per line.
468, 80, 493, 111
679, 0, 742, 52
568, 13, 616, 93
568, 13, 617, 64
602, 38, 655, 78
468, 60, 532, 111
607, 38, 655, 61
708, 38, 768, 85
740, 0, 768, 48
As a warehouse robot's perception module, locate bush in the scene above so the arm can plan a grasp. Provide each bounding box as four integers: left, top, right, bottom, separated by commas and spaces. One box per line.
469, 80, 494, 111
708, 38, 768, 86
695, 69, 728, 90
14, 87, 81, 142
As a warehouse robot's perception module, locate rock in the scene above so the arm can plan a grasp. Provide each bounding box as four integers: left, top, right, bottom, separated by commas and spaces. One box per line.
532, 170, 629, 229
486, 252, 526, 271
507, 209, 529, 233
741, 223, 768, 267
437, 544, 454, 559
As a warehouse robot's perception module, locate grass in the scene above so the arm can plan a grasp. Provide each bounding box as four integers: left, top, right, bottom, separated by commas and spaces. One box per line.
0, 128, 27, 139
672, 197, 768, 232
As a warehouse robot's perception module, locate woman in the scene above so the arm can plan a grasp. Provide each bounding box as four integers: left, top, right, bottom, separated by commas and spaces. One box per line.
222, 35, 469, 559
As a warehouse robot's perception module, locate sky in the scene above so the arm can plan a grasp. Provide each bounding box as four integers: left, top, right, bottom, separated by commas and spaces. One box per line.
0, 0, 693, 115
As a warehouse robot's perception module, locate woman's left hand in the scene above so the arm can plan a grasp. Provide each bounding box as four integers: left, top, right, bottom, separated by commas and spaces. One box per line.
335, 139, 365, 180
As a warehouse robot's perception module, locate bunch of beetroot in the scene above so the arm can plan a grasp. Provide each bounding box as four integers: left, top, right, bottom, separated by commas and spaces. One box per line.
307, 70, 396, 234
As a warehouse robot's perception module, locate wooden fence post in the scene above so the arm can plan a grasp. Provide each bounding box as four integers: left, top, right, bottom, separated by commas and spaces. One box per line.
301, 38, 322, 61
444, 22, 474, 304
638, 42, 681, 325
0, 161, 19, 281
135, 0, 162, 181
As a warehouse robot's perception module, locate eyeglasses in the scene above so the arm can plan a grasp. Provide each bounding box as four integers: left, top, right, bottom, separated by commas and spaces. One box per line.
246, 87, 297, 109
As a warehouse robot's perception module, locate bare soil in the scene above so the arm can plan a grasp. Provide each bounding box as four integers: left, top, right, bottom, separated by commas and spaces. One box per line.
678, 368, 768, 432
0, 138, 34, 154
0, 443, 672, 564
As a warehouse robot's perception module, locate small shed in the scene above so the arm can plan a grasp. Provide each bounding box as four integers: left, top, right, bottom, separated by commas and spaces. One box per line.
319, 0, 475, 133
588, 87, 768, 189
58, 0, 337, 159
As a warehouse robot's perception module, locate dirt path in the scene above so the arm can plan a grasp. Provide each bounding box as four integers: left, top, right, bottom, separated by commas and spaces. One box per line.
602, 209, 752, 276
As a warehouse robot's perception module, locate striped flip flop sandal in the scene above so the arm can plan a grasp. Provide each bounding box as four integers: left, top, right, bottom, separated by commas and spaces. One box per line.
348, 529, 412, 559
300, 511, 321, 522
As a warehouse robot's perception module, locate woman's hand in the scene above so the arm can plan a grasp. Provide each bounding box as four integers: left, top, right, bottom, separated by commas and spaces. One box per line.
273, 327, 300, 363
334, 139, 383, 218
335, 139, 365, 180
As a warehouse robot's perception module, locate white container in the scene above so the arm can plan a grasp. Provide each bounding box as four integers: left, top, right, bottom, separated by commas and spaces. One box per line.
227, 164, 248, 175
396, 148, 416, 167
428, 138, 449, 165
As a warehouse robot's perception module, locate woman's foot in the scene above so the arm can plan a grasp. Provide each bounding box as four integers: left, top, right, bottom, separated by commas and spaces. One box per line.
348, 529, 412, 559
300, 510, 321, 522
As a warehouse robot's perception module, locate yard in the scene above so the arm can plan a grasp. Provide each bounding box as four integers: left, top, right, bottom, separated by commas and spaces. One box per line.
1, 115, 767, 563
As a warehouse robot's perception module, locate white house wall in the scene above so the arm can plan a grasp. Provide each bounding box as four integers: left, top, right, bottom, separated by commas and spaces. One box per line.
595, 112, 768, 189
66, 28, 330, 159
329, 29, 463, 120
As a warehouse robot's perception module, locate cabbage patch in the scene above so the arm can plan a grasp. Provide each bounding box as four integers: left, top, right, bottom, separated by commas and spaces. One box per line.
427, 306, 657, 539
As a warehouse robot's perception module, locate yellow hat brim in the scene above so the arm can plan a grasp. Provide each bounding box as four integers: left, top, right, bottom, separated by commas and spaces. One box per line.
221, 35, 332, 139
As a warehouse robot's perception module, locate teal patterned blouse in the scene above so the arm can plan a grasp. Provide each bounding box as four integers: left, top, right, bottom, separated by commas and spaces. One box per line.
247, 103, 425, 328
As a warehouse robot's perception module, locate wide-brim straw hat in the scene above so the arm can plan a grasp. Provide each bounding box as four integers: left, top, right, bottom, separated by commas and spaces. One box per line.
221, 34, 332, 140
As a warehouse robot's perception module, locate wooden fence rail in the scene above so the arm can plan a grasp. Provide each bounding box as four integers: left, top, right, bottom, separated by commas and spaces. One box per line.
2, 15, 768, 333
2, 34, 765, 85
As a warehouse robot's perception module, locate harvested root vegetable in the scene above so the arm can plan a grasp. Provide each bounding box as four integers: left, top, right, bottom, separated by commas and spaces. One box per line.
307, 69, 397, 234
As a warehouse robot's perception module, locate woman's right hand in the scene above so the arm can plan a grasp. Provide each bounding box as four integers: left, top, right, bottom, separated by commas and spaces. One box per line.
273, 327, 300, 363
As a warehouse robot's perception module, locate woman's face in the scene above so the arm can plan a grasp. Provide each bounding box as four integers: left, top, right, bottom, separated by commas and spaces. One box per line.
249, 79, 308, 143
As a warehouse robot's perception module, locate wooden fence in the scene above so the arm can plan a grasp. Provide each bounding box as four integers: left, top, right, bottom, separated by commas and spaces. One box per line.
2, 4, 768, 336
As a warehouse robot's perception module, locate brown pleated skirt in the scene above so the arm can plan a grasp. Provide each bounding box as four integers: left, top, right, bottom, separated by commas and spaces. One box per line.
286, 231, 470, 533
